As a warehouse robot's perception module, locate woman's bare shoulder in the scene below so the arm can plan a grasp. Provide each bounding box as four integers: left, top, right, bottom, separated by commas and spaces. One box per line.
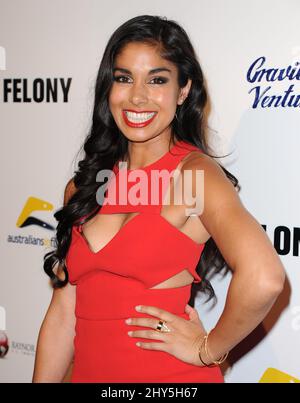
181, 149, 235, 192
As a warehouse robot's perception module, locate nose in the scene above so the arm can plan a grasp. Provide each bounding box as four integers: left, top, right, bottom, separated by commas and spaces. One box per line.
129, 81, 148, 106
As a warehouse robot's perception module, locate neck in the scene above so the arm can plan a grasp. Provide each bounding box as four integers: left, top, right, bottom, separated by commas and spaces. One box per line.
124, 134, 177, 170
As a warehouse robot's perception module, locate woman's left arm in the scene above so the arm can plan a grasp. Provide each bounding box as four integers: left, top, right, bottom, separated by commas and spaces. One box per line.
185, 153, 286, 361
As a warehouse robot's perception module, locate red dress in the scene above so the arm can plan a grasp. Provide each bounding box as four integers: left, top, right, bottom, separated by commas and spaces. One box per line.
66, 140, 224, 383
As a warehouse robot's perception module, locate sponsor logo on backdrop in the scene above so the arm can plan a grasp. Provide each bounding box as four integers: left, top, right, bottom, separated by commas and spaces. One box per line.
16, 196, 54, 230
0, 307, 36, 359
262, 224, 300, 257
0, 78, 72, 102
7, 196, 56, 248
259, 368, 300, 383
0, 331, 9, 358
247, 56, 300, 109
0, 46, 71, 101
0, 337, 36, 359
10, 341, 35, 357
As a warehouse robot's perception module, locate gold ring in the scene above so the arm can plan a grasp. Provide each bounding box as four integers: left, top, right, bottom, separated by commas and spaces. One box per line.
155, 320, 171, 332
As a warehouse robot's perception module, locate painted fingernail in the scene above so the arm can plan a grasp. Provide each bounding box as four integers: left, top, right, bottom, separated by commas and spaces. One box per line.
125, 318, 132, 324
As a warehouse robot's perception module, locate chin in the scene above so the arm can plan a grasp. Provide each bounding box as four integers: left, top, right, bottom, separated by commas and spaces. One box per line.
120, 129, 155, 143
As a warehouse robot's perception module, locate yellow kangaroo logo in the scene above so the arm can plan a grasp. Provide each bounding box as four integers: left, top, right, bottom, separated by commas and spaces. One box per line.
16, 196, 54, 230
259, 368, 300, 383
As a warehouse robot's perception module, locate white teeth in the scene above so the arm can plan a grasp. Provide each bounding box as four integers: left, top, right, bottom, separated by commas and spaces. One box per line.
125, 111, 156, 123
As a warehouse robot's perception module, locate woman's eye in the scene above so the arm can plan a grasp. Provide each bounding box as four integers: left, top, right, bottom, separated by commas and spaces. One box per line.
113, 75, 131, 83
112, 76, 168, 84
149, 77, 168, 84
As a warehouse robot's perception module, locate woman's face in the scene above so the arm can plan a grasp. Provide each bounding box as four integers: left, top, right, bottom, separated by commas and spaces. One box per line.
108, 42, 191, 143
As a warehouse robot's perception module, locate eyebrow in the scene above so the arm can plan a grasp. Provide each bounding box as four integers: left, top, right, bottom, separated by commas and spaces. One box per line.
113, 67, 172, 75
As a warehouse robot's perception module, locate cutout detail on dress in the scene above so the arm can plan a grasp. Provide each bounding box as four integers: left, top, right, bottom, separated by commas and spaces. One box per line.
148, 269, 194, 289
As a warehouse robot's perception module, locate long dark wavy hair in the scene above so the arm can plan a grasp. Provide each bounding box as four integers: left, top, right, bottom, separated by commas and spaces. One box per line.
44, 15, 240, 304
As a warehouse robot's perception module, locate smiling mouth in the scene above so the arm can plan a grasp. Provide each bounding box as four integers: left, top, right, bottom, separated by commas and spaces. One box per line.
123, 110, 157, 127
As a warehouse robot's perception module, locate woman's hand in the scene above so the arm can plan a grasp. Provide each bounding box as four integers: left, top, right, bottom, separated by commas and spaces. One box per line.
125, 303, 209, 366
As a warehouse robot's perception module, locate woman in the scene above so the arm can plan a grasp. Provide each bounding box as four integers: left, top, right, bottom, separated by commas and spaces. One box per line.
32, 15, 285, 383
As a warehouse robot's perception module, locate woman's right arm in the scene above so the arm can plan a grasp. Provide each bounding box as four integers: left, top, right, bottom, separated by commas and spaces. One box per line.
32, 178, 77, 383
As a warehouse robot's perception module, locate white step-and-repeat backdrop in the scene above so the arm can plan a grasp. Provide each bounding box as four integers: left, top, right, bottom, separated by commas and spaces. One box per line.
0, 0, 299, 383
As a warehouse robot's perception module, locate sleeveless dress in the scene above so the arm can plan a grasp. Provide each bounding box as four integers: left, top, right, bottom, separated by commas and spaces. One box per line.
65, 139, 224, 383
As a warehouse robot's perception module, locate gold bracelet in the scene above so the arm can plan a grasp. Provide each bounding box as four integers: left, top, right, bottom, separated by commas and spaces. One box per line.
198, 334, 216, 367
204, 330, 229, 365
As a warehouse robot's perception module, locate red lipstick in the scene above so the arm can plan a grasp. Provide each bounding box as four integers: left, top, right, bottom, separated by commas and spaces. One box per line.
122, 110, 157, 128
